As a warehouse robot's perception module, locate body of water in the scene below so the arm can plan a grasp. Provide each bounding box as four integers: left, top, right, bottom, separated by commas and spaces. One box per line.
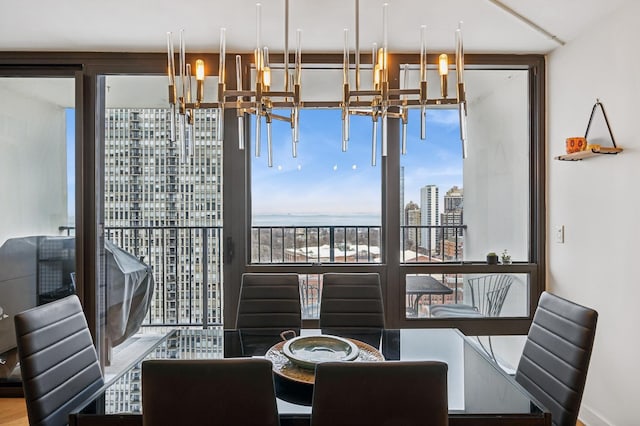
252, 214, 381, 226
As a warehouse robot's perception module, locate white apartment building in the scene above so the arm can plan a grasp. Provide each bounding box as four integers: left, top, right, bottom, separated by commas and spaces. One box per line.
104, 108, 223, 325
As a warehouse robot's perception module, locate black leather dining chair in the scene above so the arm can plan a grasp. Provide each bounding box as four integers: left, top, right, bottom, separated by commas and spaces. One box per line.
14, 294, 104, 426
236, 272, 302, 356
311, 360, 448, 426
515, 291, 598, 426
142, 358, 280, 426
320, 272, 385, 347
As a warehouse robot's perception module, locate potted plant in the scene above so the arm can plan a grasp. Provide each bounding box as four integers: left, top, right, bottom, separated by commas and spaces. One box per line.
486, 252, 499, 264
501, 249, 512, 265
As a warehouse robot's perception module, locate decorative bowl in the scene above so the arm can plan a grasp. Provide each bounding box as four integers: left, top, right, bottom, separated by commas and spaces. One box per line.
282, 335, 360, 369
566, 137, 587, 154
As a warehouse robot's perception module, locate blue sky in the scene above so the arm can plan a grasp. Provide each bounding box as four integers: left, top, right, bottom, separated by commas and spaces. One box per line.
65, 106, 461, 223
251, 108, 463, 216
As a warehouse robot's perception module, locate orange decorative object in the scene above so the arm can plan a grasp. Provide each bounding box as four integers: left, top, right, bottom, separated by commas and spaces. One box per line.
566, 137, 587, 154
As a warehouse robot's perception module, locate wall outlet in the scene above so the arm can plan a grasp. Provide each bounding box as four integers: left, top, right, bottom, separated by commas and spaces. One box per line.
554, 225, 564, 243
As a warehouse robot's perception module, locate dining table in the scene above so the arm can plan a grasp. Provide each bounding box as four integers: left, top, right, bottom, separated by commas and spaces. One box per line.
69, 327, 551, 426
406, 275, 453, 316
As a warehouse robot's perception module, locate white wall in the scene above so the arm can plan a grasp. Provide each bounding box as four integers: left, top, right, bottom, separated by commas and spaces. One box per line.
0, 84, 68, 245
547, 2, 640, 425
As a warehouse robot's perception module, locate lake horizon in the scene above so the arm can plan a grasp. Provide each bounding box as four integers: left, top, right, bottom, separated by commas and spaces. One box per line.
252, 213, 381, 226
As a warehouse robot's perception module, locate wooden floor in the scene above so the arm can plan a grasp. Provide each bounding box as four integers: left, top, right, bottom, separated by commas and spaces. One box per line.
0, 397, 590, 426
0, 398, 28, 426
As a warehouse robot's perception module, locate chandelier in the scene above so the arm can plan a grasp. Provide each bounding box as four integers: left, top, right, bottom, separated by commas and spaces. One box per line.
166, 0, 467, 166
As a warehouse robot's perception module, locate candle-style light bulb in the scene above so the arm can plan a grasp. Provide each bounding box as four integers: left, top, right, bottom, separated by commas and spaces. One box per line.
438, 54, 449, 76
195, 60, 205, 81
262, 47, 271, 89
195, 59, 205, 106
439, 53, 449, 98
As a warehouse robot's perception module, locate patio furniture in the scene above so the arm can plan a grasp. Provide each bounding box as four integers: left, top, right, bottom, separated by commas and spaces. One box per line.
430, 274, 514, 318
515, 291, 598, 426
405, 275, 453, 317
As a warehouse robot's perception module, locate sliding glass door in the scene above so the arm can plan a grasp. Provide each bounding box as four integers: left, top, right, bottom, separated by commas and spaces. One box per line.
0, 75, 77, 390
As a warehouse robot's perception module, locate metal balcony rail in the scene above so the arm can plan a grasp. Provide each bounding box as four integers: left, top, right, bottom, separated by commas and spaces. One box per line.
105, 225, 224, 328
251, 224, 465, 264
57, 223, 465, 325
251, 225, 382, 264
401, 224, 466, 263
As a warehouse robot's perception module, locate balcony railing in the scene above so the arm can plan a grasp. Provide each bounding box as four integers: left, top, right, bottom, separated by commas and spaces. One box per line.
401, 224, 466, 262
251, 224, 465, 264
105, 226, 223, 328
58, 223, 465, 326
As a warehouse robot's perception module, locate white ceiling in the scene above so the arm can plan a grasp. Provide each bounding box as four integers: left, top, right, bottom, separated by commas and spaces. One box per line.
1, 0, 631, 54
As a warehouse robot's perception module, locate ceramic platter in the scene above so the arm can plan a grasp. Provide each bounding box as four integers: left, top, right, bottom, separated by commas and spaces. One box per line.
282, 335, 360, 369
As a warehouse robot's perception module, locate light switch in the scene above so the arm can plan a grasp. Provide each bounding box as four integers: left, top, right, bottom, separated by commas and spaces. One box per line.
554, 225, 564, 243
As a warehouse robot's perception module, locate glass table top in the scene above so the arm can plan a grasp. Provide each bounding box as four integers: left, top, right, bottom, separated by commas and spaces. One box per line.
70, 327, 547, 423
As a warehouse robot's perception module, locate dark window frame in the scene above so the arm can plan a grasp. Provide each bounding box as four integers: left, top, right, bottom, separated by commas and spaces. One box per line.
0, 52, 544, 339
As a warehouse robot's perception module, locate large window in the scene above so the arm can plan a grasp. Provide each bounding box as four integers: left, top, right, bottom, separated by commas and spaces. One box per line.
244, 57, 544, 332
0, 52, 544, 343
401, 69, 532, 320
251, 108, 382, 264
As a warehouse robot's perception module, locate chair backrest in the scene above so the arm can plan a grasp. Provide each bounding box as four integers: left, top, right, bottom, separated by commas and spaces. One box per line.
468, 274, 514, 316
515, 291, 598, 426
311, 360, 448, 426
236, 273, 301, 356
14, 295, 104, 426
142, 358, 280, 426
319, 272, 385, 347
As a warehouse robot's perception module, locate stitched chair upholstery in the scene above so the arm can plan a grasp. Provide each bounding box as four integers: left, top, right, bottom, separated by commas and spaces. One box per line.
319, 272, 385, 347
430, 274, 513, 318
142, 358, 279, 426
311, 361, 448, 426
14, 295, 104, 426
515, 291, 598, 426
236, 273, 302, 356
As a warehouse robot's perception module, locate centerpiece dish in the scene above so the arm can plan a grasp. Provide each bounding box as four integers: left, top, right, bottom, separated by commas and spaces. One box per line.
282, 335, 360, 369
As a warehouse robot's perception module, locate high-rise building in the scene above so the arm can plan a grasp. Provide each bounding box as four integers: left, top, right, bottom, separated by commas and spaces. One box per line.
104, 108, 223, 325
444, 186, 463, 211
420, 185, 439, 254
441, 186, 464, 259
404, 201, 421, 251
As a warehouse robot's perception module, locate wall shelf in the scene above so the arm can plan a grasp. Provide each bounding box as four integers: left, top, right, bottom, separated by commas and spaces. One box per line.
555, 146, 623, 161
555, 99, 621, 161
